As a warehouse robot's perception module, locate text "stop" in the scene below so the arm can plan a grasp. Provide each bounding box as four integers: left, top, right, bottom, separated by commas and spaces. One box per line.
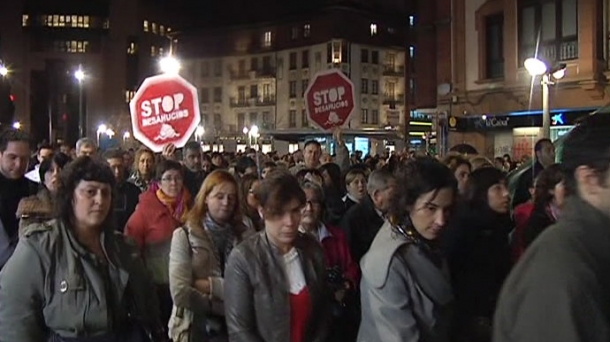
141, 93, 185, 117
313, 87, 346, 106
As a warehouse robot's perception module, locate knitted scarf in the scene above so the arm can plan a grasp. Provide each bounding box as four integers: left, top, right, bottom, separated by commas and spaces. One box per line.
153, 182, 190, 222
204, 214, 236, 272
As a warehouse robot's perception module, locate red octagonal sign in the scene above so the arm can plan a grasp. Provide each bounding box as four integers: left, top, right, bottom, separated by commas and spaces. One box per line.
130, 74, 201, 153
305, 69, 355, 132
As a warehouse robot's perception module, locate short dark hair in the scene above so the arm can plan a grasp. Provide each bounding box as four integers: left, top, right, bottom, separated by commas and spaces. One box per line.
38, 144, 53, 153
39, 152, 72, 183
443, 154, 471, 172
562, 114, 610, 194
102, 148, 125, 161
183, 141, 201, 153
155, 159, 184, 181
236, 157, 257, 175
464, 167, 506, 208
389, 157, 457, 225
256, 170, 306, 217
56, 157, 116, 229
534, 138, 553, 153
533, 163, 567, 209
304, 140, 321, 150
0, 129, 30, 152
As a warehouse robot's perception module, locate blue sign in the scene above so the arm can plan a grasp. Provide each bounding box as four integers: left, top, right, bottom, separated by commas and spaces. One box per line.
552, 113, 565, 126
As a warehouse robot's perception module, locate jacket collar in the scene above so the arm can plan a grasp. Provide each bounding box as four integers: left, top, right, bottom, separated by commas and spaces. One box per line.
362, 221, 453, 306
561, 197, 610, 253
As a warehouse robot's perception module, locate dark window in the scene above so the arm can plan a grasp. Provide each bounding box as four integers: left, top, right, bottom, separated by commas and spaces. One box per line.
371, 51, 379, 64
486, 14, 504, 79
361, 109, 368, 124
262, 111, 270, 124
238, 87, 246, 101
302, 50, 309, 68
371, 80, 379, 95
214, 114, 222, 128
200, 88, 209, 103
371, 110, 379, 125
213, 60, 222, 77
213, 87, 222, 102
327, 43, 332, 63
238, 113, 245, 129
301, 110, 308, 127
250, 85, 258, 98
249, 112, 258, 124
250, 58, 258, 71
289, 81, 297, 98
238, 60, 246, 74
291, 27, 299, 40
289, 52, 297, 70
263, 56, 272, 69
289, 110, 297, 127
361, 49, 369, 63
361, 79, 368, 94
519, 0, 578, 63
301, 79, 309, 96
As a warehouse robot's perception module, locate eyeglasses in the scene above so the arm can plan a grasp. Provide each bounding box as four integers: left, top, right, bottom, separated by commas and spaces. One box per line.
161, 176, 183, 183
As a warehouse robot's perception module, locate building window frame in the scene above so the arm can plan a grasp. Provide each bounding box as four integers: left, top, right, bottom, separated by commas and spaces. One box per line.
475, 0, 505, 81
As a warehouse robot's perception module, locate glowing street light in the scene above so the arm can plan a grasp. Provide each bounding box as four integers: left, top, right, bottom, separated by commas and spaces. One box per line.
123, 131, 131, 140
250, 125, 259, 138
195, 125, 205, 141
0, 65, 8, 77
524, 57, 548, 77
12, 122, 21, 130
105, 129, 115, 139
159, 56, 181, 74
96, 124, 107, 145
74, 65, 86, 137
243, 127, 249, 134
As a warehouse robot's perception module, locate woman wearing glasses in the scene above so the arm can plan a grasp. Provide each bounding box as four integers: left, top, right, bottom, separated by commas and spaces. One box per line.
126, 159, 192, 328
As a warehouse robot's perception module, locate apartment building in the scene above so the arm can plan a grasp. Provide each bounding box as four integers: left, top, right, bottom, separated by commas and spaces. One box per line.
437, 0, 608, 158
177, 5, 410, 154
0, 0, 180, 144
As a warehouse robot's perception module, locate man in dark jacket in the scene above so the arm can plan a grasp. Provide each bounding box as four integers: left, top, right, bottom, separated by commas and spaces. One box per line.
340, 167, 396, 261
494, 113, 610, 342
0, 129, 35, 269
511, 138, 555, 208
182, 141, 207, 197
104, 149, 140, 232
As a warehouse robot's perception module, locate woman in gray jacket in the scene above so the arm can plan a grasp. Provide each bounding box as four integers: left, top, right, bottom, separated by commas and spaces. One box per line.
168, 170, 253, 342
0, 157, 163, 342
358, 158, 457, 342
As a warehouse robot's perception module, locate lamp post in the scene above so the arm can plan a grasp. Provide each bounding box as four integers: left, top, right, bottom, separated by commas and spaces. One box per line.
524, 58, 566, 139
243, 127, 249, 147
159, 56, 181, 74
74, 65, 85, 138
96, 124, 107, 146
250, 125, 260, 151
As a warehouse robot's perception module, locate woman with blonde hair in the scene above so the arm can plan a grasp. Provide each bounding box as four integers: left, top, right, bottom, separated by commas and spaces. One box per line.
169, 169, 254, 342
128, 146, 156, 192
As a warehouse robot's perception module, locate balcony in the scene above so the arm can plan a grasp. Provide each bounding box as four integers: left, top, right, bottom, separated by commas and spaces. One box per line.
256, 95, 276, 106
230, 97, 250, 107
383, 94, 405, 105
382, 65, 405, 77
230, 70, 250, 80
256, 67, 276, 78
520, 37, 578, 64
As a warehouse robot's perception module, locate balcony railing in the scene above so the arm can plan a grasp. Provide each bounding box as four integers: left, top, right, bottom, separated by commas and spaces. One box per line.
256, 95, 276, 106
520, 37, 578, 64
256, 67, 276, 78
383, 94, 405, 105
382, 65, 405, 76
230, 97, 250, 107
230, 70, 250, 80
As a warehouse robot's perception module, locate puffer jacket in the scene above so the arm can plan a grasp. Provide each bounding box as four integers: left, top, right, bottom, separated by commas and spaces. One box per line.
224, 231, 331, 342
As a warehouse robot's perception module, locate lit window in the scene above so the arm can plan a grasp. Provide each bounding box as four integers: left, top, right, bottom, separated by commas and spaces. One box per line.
160, 25, 165, 35
167, 27, 172, 32
83, 16, 89, 28
143, 20, 149, 32
409, 46, 415, 58
152, 22, 157, 34
45, 15, 52, 26
22, 14, 28, 27
77, 16, 84, 28
263, 31, 272, 47
151, 46, 156, 56
303, 24, 311, 37
59, 16, 65, 27
159, 47, 164, 55
127, 42, 137, 55
71, 15, 77, 27
409, 15, 415, 27
125, 90, 135, 103
332, 41, 342, 63
103, 19, 110, 29
370, 23, 378, 36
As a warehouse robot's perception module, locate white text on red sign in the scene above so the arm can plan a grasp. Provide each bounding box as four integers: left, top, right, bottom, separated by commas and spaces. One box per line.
140, 93, 189, 127
313, 86, 349, 113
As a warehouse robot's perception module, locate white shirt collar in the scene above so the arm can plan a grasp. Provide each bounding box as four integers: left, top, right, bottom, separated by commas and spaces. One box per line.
299, 223, 333, 243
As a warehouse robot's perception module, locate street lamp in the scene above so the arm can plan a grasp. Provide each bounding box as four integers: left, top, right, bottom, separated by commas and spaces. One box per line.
195, 125, 204, 141
105, 129, 115, 139
96, 124, 107, 146
249, 125, 260, 150
74, 65, 86, 138
159, 56, 181, 74
524, 57, 566, 139
123, 131, 130, 142
0, 65, 8, 77
12, 121, 21, 130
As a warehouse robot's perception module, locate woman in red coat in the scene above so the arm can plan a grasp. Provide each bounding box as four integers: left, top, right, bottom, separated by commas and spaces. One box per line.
126, 159, 192, 327
299, 180, 361, 342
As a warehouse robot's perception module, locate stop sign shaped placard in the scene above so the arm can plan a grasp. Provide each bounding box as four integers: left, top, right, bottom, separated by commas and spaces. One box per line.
305, 69, 355, 131
130, 73, 201, 153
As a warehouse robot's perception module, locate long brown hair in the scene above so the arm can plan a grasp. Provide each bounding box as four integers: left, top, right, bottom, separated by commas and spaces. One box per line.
184, 169, 243, 230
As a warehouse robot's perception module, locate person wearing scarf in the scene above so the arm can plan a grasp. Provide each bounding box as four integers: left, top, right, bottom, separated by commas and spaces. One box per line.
126, 159, 192, 328
127, 147, 156, 192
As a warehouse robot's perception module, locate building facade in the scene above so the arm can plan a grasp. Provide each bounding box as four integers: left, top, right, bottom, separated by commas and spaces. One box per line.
439, 0, 608, 158
0, 0, 180, 144
176, 5, 412, 155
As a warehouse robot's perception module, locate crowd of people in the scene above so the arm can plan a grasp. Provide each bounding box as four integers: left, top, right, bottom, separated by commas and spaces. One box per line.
0, 115, 609, 342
